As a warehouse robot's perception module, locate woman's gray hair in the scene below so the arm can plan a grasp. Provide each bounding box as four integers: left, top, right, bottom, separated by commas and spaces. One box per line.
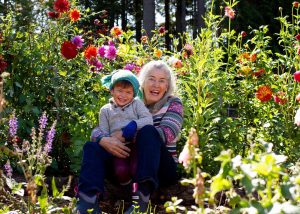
138, 60, 177, 113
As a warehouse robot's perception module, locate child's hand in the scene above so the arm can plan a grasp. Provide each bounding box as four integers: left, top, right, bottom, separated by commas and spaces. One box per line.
111, 130, 125, 143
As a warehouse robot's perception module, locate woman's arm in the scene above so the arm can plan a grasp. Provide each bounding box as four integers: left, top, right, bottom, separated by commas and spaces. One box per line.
154, 98, 183, 145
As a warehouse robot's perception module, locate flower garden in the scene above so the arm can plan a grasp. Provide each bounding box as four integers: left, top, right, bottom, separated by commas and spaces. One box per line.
0, 0, 300, 213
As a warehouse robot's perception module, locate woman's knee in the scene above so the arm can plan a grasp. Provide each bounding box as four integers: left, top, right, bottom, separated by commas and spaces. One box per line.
138, 125, 158, 136
136, 125, 161, 145
83, 141, 100, 151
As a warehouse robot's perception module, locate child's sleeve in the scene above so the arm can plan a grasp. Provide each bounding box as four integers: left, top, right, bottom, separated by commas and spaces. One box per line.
90, 106, 110, 142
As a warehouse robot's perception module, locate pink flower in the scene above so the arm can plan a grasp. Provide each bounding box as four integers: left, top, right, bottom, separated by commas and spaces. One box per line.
108, 40, 115, 46
294, 71, 300, 82
178, 144, 191, 169
296, 93, 300, 102
225, 6, 235, 19
293, 1, 299, 7
71, 35, 84, 48
105, 45, 117, 60
295, 108, 300, 126
95, 60, 103, 70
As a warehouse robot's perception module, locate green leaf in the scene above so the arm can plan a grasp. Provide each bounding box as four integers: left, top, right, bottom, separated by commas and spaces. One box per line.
59, 70, 67, 77
52, 177, 59, 197
38, 186, 48, 212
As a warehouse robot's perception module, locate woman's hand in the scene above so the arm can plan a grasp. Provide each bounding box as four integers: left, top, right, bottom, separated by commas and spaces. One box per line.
111, 130, 125, 143
99, 136, 130, 158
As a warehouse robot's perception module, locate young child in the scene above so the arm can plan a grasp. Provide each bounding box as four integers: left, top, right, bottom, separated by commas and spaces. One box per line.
95, 69, 153, 185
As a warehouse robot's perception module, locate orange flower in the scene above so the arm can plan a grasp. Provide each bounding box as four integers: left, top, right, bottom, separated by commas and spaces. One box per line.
173, 59, 183, 68
69, 8, 80, 22
256, 85, 273, 102
141, 36, 148, 43
250, 53, 257, 62
110, 26, 122, 37
154, 49, 162, 58
84, 45, 98, 60
238, 52, 250, 63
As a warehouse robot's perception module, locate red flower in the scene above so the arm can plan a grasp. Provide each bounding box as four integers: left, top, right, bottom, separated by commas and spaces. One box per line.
69, 8, 80, 22
252, 68, 265, 77
54, 0, 70, 13
256, 85, 273, 102
241, 31, 247, 37
47, 11, 60, 19
61, 41, 78, 59
294, 71, 300, 82
84, 46, 98, 60
293, 1, 299, 7
158, 26, 166, 35
0, 60, 8, 73
274, 91, 287, 105
295, 34, 300, 41
110, 26, 122, 37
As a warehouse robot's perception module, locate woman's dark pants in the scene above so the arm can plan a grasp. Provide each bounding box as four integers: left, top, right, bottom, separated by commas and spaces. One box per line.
78, 125, 179, 197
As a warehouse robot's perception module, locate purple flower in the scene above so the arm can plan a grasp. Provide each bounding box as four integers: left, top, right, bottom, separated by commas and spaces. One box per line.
9, 111, 18, 137
39, 112, 48, 130
124, 63, 135, 71
71, 35, 84, 48
4, 161, 12, 177
98, 46, 106, 58
105, 45, 117, 60
44, 121, 56, 154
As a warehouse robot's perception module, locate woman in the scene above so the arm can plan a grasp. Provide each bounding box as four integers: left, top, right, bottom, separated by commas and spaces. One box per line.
76, 60, 184, 214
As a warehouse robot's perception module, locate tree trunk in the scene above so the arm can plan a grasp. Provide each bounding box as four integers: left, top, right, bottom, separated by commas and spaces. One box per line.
135, 0, 142, 42
175, 0, 186, 50
165, 0, 170, 50
193, 0, 205, 38
143, 0, 155, 38
121, 0, 127, 31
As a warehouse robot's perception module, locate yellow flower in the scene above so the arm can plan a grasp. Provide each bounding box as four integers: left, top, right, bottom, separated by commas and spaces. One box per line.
136, 58, 145, 66
117, 44, 128, 57
240, 66, 252, 76
154, 49, 162, 58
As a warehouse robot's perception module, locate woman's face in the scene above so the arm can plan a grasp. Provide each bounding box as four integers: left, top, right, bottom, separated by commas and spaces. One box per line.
143, 69, 169, 105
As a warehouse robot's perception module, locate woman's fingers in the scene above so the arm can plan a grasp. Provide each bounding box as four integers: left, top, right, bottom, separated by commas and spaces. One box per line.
111, 138, 130, 158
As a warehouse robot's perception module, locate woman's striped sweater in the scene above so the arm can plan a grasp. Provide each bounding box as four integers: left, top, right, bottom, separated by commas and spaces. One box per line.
152, 96, 183, 162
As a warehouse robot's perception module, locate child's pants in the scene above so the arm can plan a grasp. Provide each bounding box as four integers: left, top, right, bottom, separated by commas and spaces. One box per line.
113, 143, 137, 185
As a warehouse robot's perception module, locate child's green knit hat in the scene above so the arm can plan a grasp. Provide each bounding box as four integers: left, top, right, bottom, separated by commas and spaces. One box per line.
101, 70, 140, 96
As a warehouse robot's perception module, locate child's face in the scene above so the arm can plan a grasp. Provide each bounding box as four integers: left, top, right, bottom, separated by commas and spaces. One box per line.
111, 83, 134, 107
